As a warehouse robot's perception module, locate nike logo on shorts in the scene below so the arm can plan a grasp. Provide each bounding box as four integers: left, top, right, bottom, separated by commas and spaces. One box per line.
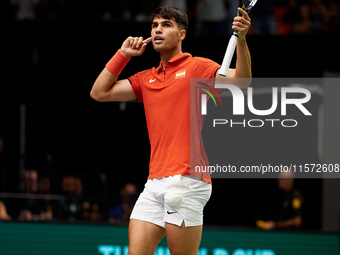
149, 78, 157, 83
167, 210, 177, 214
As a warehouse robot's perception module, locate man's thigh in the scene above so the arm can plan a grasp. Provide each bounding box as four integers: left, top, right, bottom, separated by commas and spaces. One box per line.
128, 219, 166, 255
166, 221, 203, 255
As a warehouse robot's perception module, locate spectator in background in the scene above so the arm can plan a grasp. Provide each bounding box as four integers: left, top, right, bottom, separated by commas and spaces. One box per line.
257, 171, 303, 230
61, 175, 102, 222
11, 0, 38, 21
250, 0, 277, 35
275, 0, 300, 35
39, 176, 53, 220
0, 200, 11, 220
197, 0, 228, 36
293, 4, 314, 33
309, 0, 327, 32
324, 0, 340, 32
18, 169, 42, 221
75, 176, 103, 222
61, 176, 82, 221
109, 183, 138, 225
283, 0, 300, 24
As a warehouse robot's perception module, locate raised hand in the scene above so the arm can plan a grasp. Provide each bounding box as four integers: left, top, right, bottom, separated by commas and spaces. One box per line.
120, 36, 152, 58
232, 8, 251, 41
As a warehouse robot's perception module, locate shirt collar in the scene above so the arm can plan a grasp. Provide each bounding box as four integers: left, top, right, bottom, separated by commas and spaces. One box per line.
156, 53, 192, 73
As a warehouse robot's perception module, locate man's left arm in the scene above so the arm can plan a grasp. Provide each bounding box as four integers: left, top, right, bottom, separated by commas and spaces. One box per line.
216, 8, 252, 88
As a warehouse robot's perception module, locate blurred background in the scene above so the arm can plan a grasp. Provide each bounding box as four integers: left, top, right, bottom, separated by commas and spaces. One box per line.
0, 0, 340, 234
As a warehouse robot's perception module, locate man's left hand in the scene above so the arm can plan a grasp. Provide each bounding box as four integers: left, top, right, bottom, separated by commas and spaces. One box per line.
232, 8, 251, 41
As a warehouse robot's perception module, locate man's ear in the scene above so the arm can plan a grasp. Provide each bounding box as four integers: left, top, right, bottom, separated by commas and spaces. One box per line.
179, 29, 186, 41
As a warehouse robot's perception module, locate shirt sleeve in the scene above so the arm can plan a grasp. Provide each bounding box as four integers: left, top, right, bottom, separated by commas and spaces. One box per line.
195, 57, 221, 78
193, 57, 221, 94
128, 73, 143, 103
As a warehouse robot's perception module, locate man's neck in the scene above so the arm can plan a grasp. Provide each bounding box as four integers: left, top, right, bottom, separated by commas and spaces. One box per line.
160, 48, 182, 70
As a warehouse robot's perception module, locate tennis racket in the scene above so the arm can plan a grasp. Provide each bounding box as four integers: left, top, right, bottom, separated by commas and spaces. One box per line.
218, 0, 258, 77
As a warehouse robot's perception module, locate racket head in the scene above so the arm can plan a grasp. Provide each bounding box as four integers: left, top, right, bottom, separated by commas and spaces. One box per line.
242, 0, 258, 13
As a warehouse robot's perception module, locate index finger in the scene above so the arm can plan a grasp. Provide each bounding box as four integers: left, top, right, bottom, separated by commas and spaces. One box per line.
238, 8, 250, 21
143, 37, 152, 44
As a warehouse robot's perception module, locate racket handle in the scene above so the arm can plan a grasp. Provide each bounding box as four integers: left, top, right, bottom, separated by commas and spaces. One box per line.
218, 34, 238, 77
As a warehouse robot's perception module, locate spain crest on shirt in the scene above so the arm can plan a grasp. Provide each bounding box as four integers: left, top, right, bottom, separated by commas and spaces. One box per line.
175, 70, 186, 79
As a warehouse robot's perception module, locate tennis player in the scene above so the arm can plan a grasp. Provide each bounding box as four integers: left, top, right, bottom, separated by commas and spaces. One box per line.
91, 6, 251, 255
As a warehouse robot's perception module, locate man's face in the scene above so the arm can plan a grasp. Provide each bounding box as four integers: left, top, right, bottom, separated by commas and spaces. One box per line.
151, 16, 184, 52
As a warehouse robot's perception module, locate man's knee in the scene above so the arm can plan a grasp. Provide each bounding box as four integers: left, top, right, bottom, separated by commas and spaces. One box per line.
128, 219, 165, 255
166, 223, 202, 255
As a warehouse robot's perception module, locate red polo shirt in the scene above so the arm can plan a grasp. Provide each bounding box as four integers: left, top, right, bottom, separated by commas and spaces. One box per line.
129, 53, 220, 184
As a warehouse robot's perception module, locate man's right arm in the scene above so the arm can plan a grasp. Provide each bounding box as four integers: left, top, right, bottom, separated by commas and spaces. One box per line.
90, 36, 152, 102
90, 69, 135, 102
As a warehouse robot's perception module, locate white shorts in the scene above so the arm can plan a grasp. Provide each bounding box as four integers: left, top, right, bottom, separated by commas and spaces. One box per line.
130, 175, 212, 227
